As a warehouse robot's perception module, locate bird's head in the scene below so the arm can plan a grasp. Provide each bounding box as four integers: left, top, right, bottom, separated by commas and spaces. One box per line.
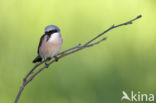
44, 25, 61, 41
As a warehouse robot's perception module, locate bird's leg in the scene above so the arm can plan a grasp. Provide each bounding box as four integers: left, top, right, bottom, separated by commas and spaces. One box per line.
45, 62, 49, 68
54, 56, 59, 62
44, 57, 51, 68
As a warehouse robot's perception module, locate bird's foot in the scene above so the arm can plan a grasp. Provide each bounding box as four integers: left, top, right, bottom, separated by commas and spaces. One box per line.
54, 56, 59, 62
46, 57, 52, 61
45, 62, 49, 68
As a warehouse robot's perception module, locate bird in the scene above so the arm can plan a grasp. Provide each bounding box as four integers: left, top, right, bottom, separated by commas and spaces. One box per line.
32, 25, 63, 66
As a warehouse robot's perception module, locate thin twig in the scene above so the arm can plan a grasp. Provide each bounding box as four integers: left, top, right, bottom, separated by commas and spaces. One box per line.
58, 43, 82, 55
14, 15, 142, 103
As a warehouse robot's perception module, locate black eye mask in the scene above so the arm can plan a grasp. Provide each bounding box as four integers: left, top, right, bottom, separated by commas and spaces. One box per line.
45, 29, 58, 34
45, 29, 58, 41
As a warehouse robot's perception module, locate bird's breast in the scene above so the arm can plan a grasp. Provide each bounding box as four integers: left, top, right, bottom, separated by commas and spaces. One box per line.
39, 33, 62, 58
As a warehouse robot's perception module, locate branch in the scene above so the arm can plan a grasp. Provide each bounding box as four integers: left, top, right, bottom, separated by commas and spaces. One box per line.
14, 15, 142, 103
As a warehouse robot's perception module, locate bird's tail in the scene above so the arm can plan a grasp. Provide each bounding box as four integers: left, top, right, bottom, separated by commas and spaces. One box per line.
32, 55, 42, 63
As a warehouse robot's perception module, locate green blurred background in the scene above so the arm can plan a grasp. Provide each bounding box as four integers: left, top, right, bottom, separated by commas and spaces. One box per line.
0, 0, 156, 103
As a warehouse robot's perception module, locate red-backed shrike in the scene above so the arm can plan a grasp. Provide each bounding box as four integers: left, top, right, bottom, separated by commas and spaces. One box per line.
33, 25, 63, 64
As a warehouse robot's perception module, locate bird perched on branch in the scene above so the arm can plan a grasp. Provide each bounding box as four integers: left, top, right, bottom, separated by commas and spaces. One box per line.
32, 25, 63, 65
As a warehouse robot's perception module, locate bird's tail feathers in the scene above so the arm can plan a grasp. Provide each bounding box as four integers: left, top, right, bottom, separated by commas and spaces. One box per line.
32, 55, 42, 63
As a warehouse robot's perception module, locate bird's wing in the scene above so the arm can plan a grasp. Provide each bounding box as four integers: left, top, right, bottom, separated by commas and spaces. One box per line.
37, 34, 45, 54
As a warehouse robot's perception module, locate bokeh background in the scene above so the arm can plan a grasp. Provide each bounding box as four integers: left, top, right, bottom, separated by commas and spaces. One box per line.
0, 0, 156, 103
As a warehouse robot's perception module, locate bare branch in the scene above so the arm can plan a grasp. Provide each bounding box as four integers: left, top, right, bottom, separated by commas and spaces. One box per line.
14, 15, 142, 103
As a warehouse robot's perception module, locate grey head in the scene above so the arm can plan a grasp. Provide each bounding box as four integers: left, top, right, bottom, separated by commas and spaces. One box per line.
45, 25, 60, 34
